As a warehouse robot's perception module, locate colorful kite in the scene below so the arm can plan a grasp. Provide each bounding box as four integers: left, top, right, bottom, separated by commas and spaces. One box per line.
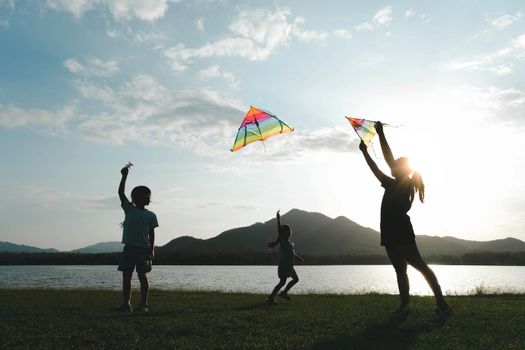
346, 117, 378, 146
231, 106, 294, 152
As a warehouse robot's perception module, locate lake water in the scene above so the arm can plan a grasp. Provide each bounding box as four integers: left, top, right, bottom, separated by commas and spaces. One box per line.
2, 265, 525, 295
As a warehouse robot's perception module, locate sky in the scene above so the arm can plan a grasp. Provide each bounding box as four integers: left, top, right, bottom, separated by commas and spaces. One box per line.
0, 0, 524, 250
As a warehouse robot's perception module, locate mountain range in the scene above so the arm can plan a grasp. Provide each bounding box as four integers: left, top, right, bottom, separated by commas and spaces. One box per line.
2, 209, 524, 256
159, 209, 525, 256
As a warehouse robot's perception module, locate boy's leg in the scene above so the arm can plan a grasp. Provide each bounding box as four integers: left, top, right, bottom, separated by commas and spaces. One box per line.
137, 272, 149, 307
122, 271, 133, 307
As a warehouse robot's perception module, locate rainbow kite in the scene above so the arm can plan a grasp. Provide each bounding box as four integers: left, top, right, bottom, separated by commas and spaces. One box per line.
231, 106, 294, 152
346, 117, 378, 146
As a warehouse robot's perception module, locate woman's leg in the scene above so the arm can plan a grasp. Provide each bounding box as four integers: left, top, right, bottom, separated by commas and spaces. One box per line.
399, 244, 448, 308
385, 245, 409, 308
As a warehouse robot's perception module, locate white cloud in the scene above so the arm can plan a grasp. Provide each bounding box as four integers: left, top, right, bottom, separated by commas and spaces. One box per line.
494, 64, 513, 76
512, 33, 525, 49
292, 17, 328, 43
64, 57, 119, 77
105, 26, 166, 47
165, 8, 295, 71
195, 17, 204, 32
66, 74, 357, 158
446, 33, 525, 77
490, 12, 522, 30
232, 125, 359, 162
293, 28, 328, 42
405, 8, 415, 18
133, 30, 165, 45
354, 22, 373, 32
45, 0, 172, 22
373, 6, 392, 25
463, 86, 525, 125
0, 105, 74, 131
354, 5, 393, 33
198, 65, 239, 88
46, 0, 96, 18
72, 75, 245, 155
333, 29, 352, 39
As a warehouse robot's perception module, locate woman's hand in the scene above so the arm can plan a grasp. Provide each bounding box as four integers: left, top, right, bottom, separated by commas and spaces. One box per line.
121, 166, 129, 176
359, 140, 367, 153
374, 121, 384, 134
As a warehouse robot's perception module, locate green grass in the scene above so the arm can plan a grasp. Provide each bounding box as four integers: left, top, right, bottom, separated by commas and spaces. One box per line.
1, 289, 524, 349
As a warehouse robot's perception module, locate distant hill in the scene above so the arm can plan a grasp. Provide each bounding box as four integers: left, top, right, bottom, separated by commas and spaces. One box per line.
0, 241, 59, 253
3, 209, 524, 258
70, 241, 123, 253
159, 209, 525, 257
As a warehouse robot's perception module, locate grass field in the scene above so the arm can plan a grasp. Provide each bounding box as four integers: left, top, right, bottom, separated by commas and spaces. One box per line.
1, 289, 524, 349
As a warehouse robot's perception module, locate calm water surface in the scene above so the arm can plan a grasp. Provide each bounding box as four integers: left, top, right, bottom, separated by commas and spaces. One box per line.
2, 265, 524, 295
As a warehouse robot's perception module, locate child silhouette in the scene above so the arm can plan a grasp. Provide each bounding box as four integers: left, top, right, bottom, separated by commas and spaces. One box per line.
117, 164, 158, 312
266, 210, 304, 304
359, 122, 451, 317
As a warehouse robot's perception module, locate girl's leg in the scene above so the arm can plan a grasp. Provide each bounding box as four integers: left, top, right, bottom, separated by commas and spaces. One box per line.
137, 272, 149, 307
385, 246, 409, 309
122, 271, 133, 306
269, 278, 287, 299
282, 274, 299, 294
399, 244, 448, 309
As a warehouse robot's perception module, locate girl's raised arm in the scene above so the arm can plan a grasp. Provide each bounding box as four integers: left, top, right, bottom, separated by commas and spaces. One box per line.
375, 122, 396, 169
359, 141, 389, 184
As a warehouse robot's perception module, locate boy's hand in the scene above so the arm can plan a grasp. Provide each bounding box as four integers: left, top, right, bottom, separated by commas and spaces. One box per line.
148, 248, 155, 260
359, 140, 367, 153
276, 209, 280, 217
121, 166, 129, 176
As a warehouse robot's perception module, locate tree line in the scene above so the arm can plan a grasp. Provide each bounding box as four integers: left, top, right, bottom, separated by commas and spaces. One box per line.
1, 251, 525, 265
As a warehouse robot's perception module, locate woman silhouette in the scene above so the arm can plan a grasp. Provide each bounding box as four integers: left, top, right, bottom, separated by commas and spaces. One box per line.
359, 122, 451, 317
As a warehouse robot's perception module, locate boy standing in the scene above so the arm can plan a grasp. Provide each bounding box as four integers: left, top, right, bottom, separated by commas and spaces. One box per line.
117, 164, 158, 312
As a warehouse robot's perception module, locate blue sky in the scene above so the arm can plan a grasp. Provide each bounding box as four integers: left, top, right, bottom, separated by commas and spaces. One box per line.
1, 0, 524, 250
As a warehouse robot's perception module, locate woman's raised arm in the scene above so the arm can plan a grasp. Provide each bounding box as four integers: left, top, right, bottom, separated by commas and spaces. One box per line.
375, 122, 396, 169
360, 141, 389, 184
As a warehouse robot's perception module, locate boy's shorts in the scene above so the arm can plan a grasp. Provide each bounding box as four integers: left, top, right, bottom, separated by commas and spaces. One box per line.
118, 245, 152, 273
278, 265, 298, 280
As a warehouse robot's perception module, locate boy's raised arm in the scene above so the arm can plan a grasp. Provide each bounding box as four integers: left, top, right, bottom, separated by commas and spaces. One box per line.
375, 122, 396, 169
118, 166, 129, 203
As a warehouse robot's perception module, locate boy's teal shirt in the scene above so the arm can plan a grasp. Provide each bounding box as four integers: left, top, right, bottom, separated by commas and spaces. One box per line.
121, 198, 158, 249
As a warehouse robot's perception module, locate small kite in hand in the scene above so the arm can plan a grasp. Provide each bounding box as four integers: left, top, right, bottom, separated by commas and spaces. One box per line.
346, 117, 378, 146
231, 106, 294, 152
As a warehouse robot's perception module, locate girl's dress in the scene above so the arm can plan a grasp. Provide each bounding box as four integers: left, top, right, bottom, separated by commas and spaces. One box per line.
380, 177, 416, 246
278, 240, 297, 279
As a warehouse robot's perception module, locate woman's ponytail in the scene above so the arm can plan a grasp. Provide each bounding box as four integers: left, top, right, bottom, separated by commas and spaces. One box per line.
412, 171, 425, 203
